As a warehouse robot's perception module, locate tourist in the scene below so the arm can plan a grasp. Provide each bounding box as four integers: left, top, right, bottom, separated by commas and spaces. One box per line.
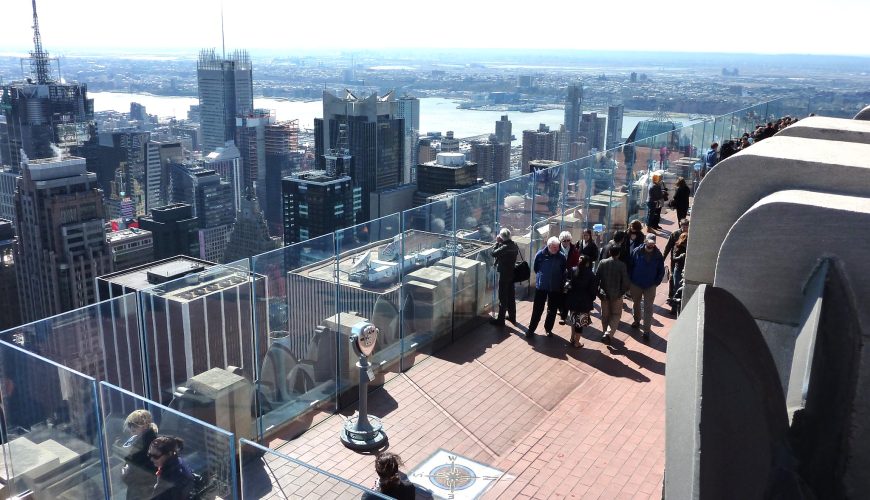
362, 452, 417, 500
627, 220, 646, 252
703, 142, 719, 177
663, 218, 690, 305
148, 436, 195, 500
490, 228, 519, 326
120, 410, 158, 500
557, 231, 580, 322
671, 177, 691, 223
527, 237, 567, 340
629, 234, 666, 342
646, 174, 665, 231
578, 228, 598, 266
669, 233, 689, 316
596, 245, 630, 345
564, 255, 599, 348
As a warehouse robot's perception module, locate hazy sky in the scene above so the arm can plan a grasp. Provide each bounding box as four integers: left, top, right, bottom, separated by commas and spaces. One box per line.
1, 0, 869, 57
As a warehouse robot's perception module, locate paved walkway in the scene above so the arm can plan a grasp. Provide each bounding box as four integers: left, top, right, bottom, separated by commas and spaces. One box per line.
248, 217, 679, 499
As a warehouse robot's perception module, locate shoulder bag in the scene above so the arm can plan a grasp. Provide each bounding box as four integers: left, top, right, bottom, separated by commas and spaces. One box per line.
513, 247, 531, 283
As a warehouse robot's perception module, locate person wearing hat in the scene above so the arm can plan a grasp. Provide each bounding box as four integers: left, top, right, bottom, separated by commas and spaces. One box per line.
629, 233, 666, 341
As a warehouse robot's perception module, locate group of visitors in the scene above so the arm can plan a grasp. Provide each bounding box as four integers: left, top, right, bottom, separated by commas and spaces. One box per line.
119, 410, 197, 500
490, 216, 688, 347
703, 115, 803, 177
645, 173, 690, 233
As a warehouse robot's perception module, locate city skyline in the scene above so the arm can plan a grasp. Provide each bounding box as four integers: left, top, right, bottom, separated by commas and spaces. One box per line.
0, 0, 869, 57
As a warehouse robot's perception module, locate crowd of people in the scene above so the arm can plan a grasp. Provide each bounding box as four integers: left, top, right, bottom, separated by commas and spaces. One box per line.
702, 115, 804, 177
119, 410, 198, 500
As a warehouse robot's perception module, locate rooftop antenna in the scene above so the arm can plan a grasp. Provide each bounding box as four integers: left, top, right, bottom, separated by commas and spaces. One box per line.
220, 0, 226, 59
30, 0, 52, 83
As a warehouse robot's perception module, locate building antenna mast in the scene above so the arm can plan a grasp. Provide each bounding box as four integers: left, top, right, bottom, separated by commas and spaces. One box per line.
30, 0, 51, 83
221, 0, 226, 59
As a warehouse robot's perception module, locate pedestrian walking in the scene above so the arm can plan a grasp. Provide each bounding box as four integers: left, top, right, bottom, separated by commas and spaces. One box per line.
564, 255, 598, 348
527, 237, 567, 340
629, 233, 666, 341
595, 245, 630, 345
490, 228, 519, 326
671, 177, 690, 223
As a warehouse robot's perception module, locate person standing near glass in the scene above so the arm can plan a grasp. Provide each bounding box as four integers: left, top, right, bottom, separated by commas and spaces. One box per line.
527, 237, 567, 340
120, 410, 158, 500
490, 228, 519, 326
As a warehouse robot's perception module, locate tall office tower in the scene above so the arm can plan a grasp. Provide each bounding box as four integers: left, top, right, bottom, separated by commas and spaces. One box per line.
314, 90, 404, 222
391, 94, 420, 184
282, 172, 355, 245
578, 112, 607, 152
521, 124, 557, 172
0, 219, 21, 330
130, 102, 147, 122
169, 163, 236, 262
564, 84, 582, 145
223, 194, 281, 262
106, 227, 154, 272
555, 125, 570, 162
0, 167, 18, 226
440, 131, 460, 152
97, 129, 150, 214
145, 140, 183, 214
0, 1, 95, 169
470, 135, 510, 183
196, 49, 253, 155
14, 155, 111, 322
235, 109, 272, 202
606, 104, 625, 150
204, 142, 242, 211
414, 152, 479, 206
263, 121, 300, 235
138, 203, 200, 259
495, 115, 512, 145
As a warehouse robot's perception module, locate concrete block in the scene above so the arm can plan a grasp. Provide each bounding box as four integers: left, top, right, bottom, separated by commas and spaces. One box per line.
855, 105, 870, 121
776, 116, 870, 145
714, 190, 870, 333
684, 136, 870, 296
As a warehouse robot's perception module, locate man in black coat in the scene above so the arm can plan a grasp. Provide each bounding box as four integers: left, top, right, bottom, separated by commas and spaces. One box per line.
491, 228, 520, 326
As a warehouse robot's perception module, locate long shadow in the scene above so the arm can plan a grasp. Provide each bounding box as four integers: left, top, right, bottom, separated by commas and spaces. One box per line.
241, 457, 278, 499
429, 321, 514, 365
564, 343, 651, 382
606, 339, 666, 375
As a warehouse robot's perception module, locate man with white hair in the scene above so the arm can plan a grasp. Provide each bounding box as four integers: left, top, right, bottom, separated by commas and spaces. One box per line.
490, 228, 519, 326
527, 236, 567, 340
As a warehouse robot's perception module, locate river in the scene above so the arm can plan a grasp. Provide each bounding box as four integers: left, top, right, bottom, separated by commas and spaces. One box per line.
89, 92, 698, 142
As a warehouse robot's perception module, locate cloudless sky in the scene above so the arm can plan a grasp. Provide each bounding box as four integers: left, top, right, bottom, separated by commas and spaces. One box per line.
1, 0, 869, 57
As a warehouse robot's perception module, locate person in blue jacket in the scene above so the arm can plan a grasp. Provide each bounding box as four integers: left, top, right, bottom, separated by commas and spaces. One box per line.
527, 236, 567, 340
629, 233, 665, 341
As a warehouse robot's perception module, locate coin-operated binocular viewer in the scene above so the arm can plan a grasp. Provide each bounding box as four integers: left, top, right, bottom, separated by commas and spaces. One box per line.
340, 322, 388, 451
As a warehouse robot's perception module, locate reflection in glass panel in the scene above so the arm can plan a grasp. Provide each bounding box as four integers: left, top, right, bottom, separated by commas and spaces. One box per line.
334, 214, 404, 406
251, 234, 337, 441
0, 294, 144, 397
453, 184, 499, 334
240, 439, 389, 499
100, 382, 238, 500
0, 341, 107, 499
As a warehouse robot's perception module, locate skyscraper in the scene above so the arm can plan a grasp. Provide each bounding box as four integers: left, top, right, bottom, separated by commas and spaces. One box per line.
0, 218, 20, 330
14, 155, 111, 322
138, 203, 200, 260
263, 121, 301, 236
470, 135, 510, 183
197, 49, 253, 155
0, 0, 95, 169
391, 95, 420, 184
495, 115, 513, 145
606, 104, 625, 150
414, 152, 479, 206
578, 112, 607, 152
169, 163, 235, 262
315, 90, 404, 222
521, 124, 558, 172
564, 84, 582, 145
145, 140, 184, 214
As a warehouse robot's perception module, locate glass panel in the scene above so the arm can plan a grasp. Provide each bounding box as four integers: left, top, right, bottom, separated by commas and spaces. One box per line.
250, 234, 338, 441
136, 263, 265, 443
0, 293, 144, 397
496, 173, 534, 300
100, 381, 238, 500
452, 184, 499, 334
334, 214, 403, 408
0, 340, 108, 498
531, 163, 565, 257
400, 199, 456, 369
239, 439, 389, 499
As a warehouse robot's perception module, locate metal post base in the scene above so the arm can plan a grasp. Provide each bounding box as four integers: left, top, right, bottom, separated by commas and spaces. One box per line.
340, 415, 388, 451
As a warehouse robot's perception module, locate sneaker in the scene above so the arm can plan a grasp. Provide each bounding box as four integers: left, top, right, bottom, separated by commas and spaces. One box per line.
631, 320, 640, 329
642, 332, 650, 342
601, 333, 612, 345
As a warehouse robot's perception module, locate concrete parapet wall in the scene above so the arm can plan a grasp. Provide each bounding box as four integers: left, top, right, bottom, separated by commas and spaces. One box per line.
685, 136, 870, 294
776, 116, 870, 144
854, 105, 870, 121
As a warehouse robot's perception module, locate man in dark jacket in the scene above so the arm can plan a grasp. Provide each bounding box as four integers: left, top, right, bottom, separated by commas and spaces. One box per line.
595, 245, 630, 345
491, 228, 519, 326
646, 173, 665, 231
629, 233, 665, 341
663, 218, 689, 305
527, 237, 567, 339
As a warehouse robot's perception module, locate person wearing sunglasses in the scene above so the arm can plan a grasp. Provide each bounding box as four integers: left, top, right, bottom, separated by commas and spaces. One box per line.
148, 436, 194, 500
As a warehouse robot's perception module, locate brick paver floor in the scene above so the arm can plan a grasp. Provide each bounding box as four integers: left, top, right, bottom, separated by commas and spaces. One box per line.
246, 214, 681, 499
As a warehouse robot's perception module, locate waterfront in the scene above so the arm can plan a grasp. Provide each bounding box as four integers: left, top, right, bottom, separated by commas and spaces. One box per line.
89, 92, 699, 142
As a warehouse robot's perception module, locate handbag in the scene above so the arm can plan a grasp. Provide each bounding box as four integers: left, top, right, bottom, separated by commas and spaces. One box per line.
513, 247, 530, 283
